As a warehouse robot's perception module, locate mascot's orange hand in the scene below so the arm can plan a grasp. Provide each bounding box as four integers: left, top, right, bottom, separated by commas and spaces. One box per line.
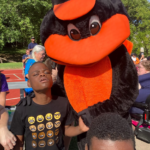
79, 117, 89, 132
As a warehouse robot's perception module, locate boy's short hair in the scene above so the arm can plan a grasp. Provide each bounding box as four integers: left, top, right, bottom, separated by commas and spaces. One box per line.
87, 113, 135, 146
29, 62, 52, 74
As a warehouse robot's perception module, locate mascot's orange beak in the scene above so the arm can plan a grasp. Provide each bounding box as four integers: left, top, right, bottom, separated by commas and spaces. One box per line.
53, 0, 96, 20
45, 14, 130, 66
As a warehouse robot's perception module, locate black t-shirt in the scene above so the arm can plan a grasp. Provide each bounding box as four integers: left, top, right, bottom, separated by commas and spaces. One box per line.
10, 96, 73, 150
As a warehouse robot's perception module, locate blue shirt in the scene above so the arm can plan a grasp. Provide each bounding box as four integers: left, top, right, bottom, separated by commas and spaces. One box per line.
130, 73, 150, 114
24, 59, 36, 94
28, 43, 37, 54
22, 54, 29, 67
28, 43, 37, 49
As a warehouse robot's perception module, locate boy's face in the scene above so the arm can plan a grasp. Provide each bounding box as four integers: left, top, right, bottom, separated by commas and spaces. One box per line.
28, 63, 53, 91
86, 137, 134, 150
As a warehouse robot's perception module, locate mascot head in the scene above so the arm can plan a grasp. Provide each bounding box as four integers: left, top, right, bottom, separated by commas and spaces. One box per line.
40, 0, 131, 66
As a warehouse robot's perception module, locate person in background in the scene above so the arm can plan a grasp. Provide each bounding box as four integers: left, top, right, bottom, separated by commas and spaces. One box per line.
22, 49, 30, 68
24, 45, 46, 94
147, 56, 150, 60
131, 53, 139, 65
139, 47, 145, 61
28, 37, 37, 54
85, 113, 135, 150
130, 60, 150, 114
0, 73, 16, 150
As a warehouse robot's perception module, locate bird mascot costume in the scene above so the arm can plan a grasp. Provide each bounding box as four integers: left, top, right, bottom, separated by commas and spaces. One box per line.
40, 0, 138, 149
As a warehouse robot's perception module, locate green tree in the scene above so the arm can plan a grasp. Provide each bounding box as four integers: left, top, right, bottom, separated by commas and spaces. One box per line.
0, 0, 52, 50
122, 0, 150, 56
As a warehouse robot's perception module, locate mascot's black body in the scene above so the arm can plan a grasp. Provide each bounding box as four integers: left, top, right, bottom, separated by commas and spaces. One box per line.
40, 0, 138, 149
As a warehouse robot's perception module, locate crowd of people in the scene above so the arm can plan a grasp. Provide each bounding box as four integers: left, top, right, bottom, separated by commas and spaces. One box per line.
0, 45, 150, 150
130, 47, 150, 114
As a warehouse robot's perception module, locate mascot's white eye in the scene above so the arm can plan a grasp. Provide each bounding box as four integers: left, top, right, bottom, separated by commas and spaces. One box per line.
89, 15, 101, 35
67, 24, 81, 41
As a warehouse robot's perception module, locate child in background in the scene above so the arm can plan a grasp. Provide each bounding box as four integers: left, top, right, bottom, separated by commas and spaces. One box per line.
10, 62, 89, 150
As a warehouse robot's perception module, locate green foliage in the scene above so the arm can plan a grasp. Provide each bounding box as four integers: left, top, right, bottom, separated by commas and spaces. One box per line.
122, 0, 150, 56
0, 0, 52, 50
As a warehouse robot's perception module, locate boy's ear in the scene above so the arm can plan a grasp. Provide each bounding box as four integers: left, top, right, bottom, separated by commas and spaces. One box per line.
27, 80, 31, 87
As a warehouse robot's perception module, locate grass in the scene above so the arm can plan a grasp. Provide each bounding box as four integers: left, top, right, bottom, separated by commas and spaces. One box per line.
0, 62, 23, 69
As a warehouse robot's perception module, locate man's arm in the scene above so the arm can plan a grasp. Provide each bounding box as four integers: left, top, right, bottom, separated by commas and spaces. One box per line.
22, 57, 29, 63
65, 117, 89, 137
13, 135, 24, 150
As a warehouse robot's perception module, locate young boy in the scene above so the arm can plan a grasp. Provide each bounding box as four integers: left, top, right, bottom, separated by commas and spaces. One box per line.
10, 62, 89, 150
86, 113, 135, 150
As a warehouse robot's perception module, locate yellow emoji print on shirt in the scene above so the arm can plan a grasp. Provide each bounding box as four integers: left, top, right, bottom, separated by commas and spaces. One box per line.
47, 139, 54, 146
32, 141, 37, 148
46, 122, 53, 129
38, 132, 45, 139
55, 129, 59, 136
29, 125, 36, 132
45, 113, 53, 121
55, 136, 59, 144
36, 115, 44, 123
47, 130, 54, 138
38, 140, 46, 148
28, 116, 35, 124
54, 112, 61, 120
32, 133, 37, 139
54, 121, 61, 128
37, 124, 45, 131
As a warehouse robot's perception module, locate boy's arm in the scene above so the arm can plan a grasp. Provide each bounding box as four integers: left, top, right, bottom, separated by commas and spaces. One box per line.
0, 89, 16, 150
65, 117, 89, 137
13, 135, 24, 150
0, 109, 16, 150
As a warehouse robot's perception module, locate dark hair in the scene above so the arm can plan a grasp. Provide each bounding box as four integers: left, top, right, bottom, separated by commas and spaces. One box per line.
29, 62, 52, 74
132, 53, 137, 57
87, 113, 135, 147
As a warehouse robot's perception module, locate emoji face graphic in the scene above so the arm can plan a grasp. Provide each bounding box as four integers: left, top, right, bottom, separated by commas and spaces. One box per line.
38, 132, 45, 139
37, 124, 45, 131
36, 115, 44, 123
55, 136, 59, 144
55, 129, 59, 136
54, 121, 61, 128
46, 122, 53, 129
28, 116, 35, 124
45, 113, 53, 121
32, 133, 37, 139
54, 112, 61, 120
32, 141, 37, 148
47, 130, 54, 138
29, 125, 36, 132
47, 139, 54, 146
38, 140, 46, 148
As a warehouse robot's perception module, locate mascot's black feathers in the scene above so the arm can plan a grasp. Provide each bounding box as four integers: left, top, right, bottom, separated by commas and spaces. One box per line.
40, 0, 129, 45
